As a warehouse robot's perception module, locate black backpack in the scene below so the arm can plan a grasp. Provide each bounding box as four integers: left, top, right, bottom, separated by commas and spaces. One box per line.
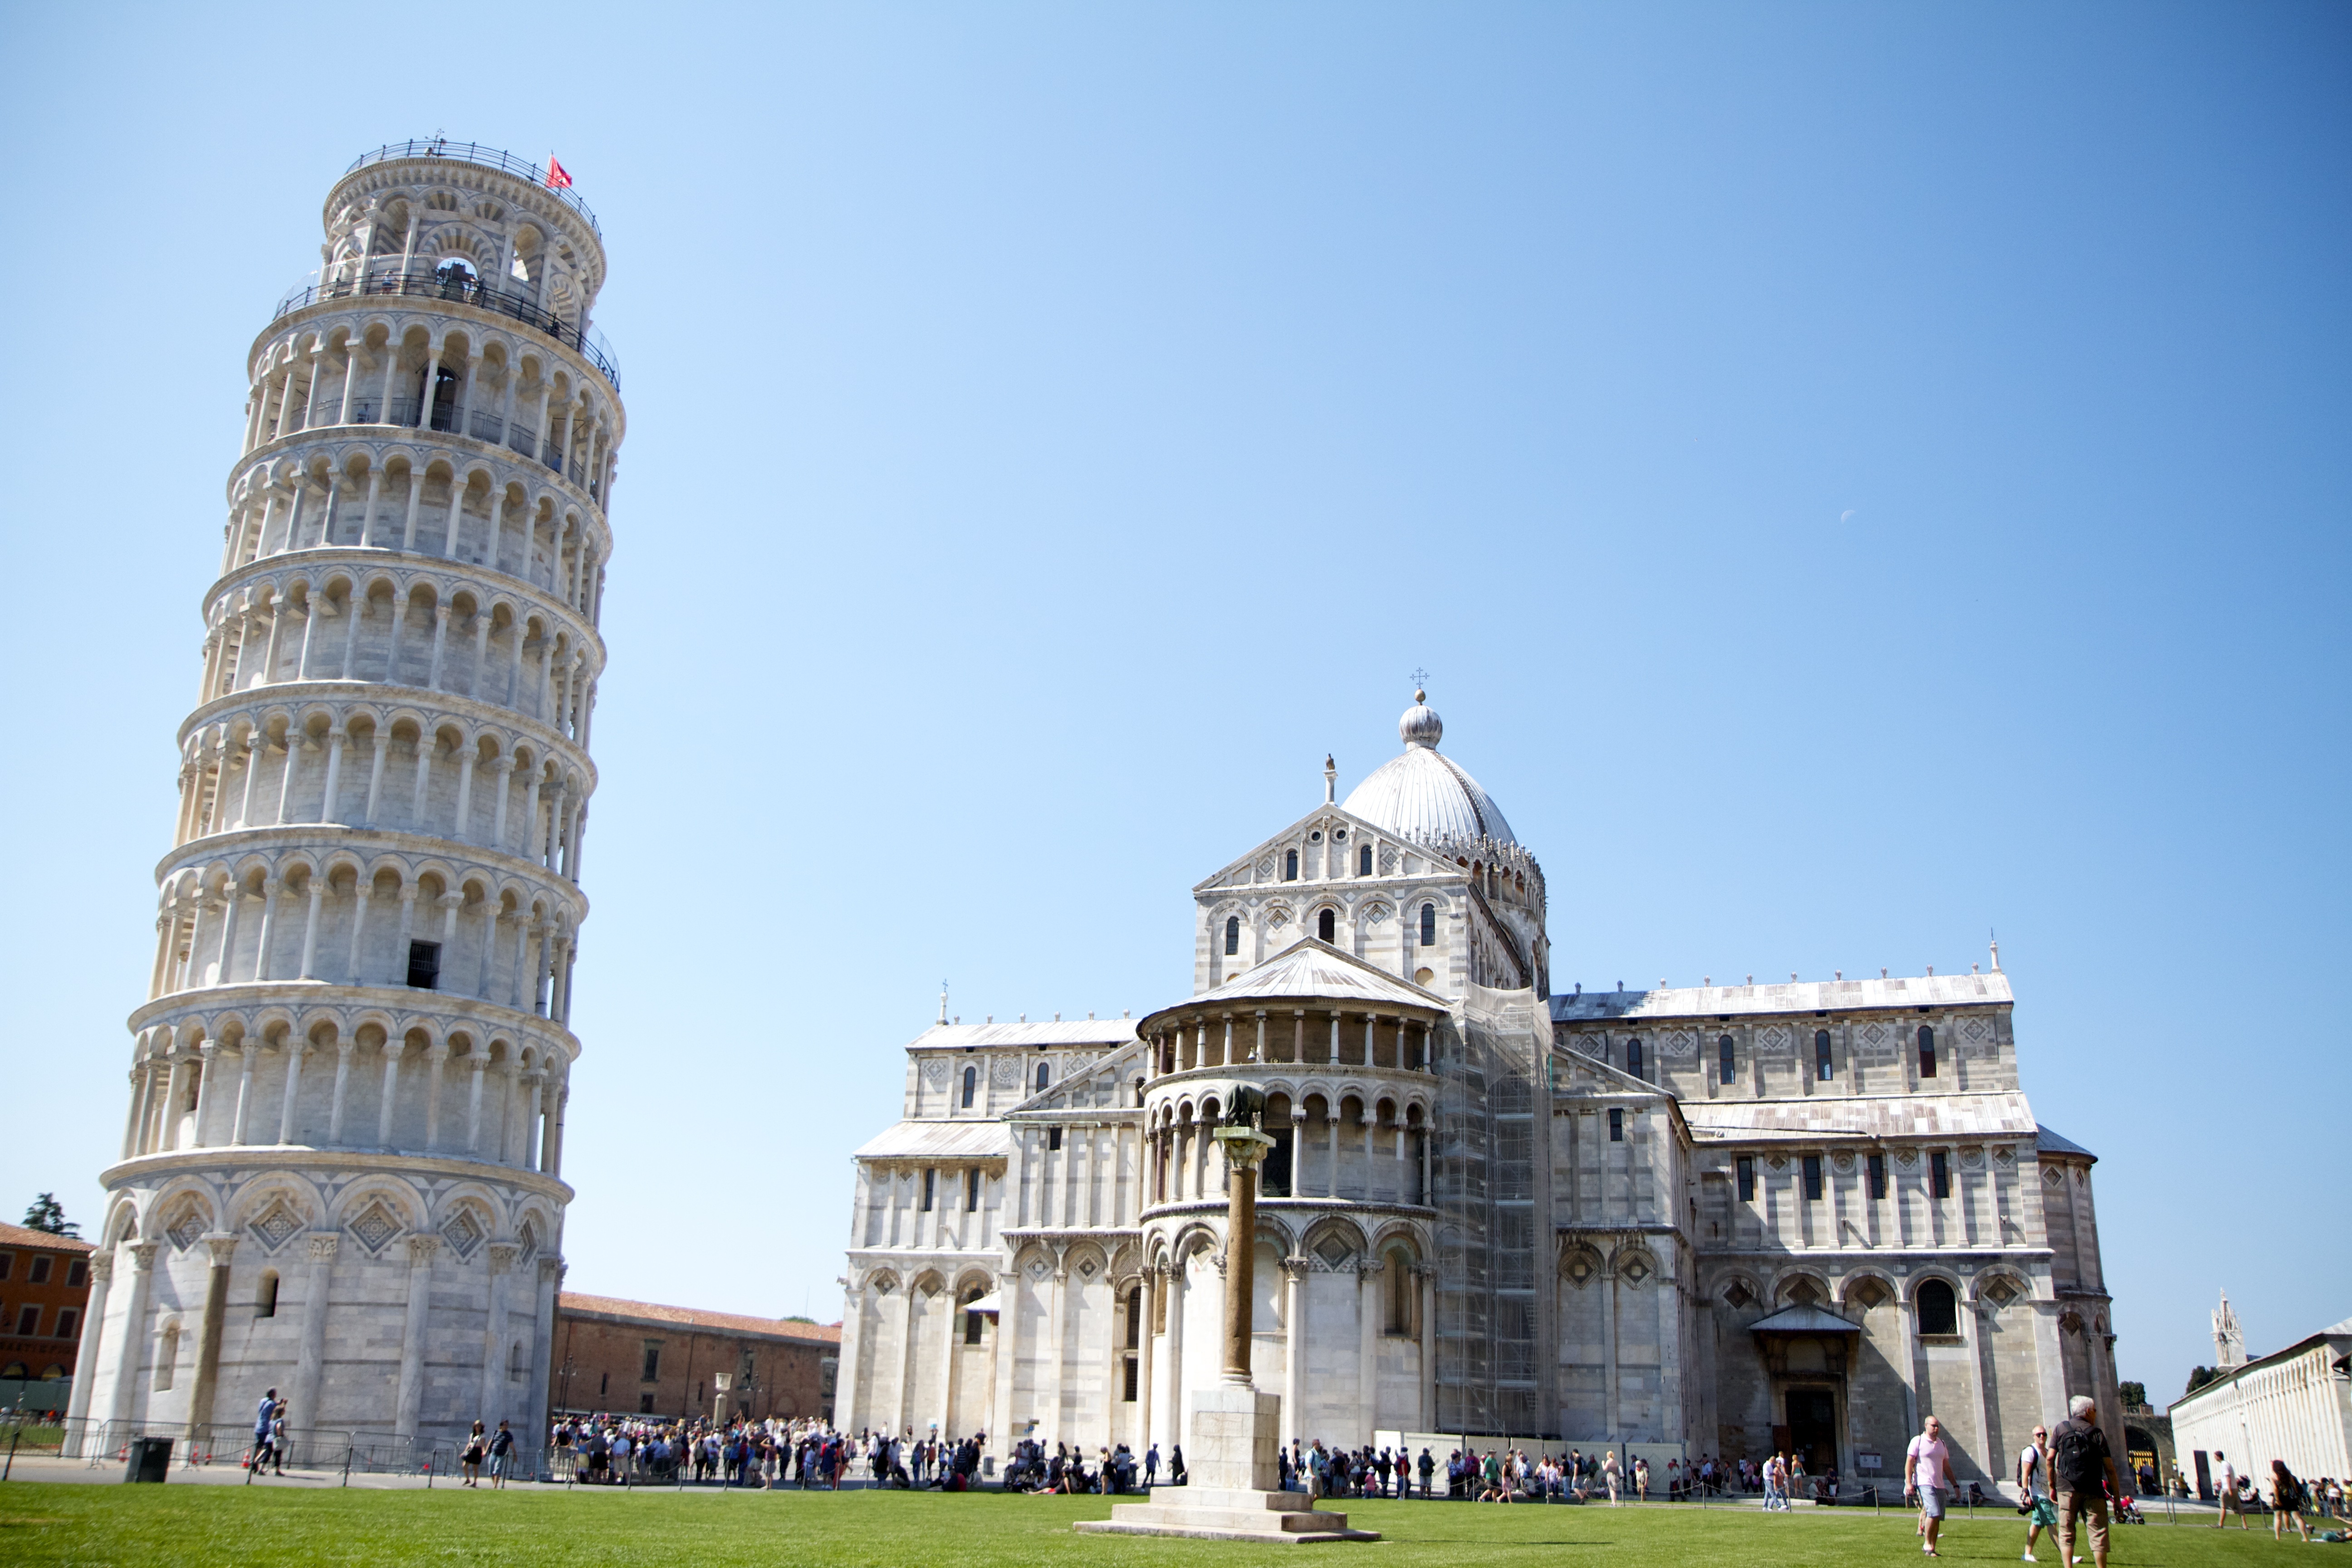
2052, 1423, 2098, 1490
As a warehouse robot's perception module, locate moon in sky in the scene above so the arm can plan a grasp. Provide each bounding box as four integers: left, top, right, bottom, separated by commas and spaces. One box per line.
1840, 509, 1856, 522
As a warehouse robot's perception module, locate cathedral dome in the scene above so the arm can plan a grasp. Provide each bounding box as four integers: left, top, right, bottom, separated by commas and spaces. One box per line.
1341, 690, 1517, 848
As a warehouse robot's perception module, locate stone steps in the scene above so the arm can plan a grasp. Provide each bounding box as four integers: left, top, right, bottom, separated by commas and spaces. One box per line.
1073, 1491, 1380, 1544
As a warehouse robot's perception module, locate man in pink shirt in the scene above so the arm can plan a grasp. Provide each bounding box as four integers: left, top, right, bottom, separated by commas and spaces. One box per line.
1905, 1414, 1953, 1558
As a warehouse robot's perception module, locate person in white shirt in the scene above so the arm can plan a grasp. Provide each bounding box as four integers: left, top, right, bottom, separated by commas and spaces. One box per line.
1906, 1414, 1953, 1557
2212, 1451, 2248, 1529
2019, 1425, 2059, 1562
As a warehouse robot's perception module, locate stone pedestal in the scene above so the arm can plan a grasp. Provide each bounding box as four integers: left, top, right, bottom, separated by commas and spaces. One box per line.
1076, 1382, 1378, 1542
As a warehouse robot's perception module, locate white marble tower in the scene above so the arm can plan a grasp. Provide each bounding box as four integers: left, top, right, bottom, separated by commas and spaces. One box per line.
70, 141, 623, 1459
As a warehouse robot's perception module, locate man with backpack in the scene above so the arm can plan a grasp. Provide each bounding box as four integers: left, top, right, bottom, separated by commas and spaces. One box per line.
2050, 1395, 2120, 1568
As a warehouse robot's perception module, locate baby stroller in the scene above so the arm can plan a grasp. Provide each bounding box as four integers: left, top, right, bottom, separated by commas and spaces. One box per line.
2112, 1490, 2146, 1525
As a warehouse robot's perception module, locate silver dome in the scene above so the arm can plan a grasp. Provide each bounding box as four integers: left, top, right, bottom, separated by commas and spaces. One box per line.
1341, 691, 1516, 848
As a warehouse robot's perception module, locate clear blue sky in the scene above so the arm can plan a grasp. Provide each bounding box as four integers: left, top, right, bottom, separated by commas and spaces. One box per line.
3, 3, 2344, 1401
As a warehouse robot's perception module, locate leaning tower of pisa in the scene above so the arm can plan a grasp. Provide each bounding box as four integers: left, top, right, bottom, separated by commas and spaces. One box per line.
68, 142, 623, 1460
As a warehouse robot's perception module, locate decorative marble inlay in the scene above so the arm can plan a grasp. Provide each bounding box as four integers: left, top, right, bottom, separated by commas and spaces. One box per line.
1315, 1237, 1352, 1270
439, 1209, 485, 1260
348, 1203, 400, 1255
1620, 1256, 1651, 1286
167, 1214, 205, 1253
250, 1202, 301, 1252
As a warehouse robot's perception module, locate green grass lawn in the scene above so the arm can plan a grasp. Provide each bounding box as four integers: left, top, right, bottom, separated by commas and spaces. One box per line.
0, 1483, 2314, 1568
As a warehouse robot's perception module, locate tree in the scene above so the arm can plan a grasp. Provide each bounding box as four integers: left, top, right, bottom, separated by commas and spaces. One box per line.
21, 1193, 79, 1238
2185, 1366, 2220, 1396
2119, 1380, 2147, 1409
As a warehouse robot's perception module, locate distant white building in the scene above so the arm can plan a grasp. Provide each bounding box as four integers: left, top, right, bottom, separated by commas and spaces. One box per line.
2171, 1316, 2352, 1498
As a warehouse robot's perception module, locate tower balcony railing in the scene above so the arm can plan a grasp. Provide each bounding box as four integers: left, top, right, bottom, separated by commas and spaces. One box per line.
261, 396, 606, 499
274, 266, 621, 391
344, 139, 603, 238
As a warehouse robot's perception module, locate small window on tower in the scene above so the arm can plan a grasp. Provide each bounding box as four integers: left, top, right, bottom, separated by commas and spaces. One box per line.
967, 1167, 981, 1210
1358, 845, 1373, 876
1625, 1038, 1644, 1079
1736, 1156, 1755, 1201
1123, 1357, 1140, 1402
1719, 1036, 1736, 1084
1419, 903, 1436, 947
1867, 1152, 1888, 1200
1048, 1126, 1063, 1152
960, 1066, 975, 1108
1918, 1025, 1937, 1078
407, 939, 441, 990
1317, 909, 1335, 942
1930, 1150, 1950, 1199
1224, 916, 1239, 955
1815, 1030, 1834, 1080
964, 1305, 985, 1345
1607, 1108, 1624, 1142
921, 1169, 935, 1211
1284, 849, 1298, 881
256, 1271, 279, 1318
1034, 1063, 1050, 1094
1802, 1154, 1823, 1200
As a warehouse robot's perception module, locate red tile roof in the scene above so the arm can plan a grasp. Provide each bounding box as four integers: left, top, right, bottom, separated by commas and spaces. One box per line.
557, 1291, 840, 1345
0, 1223, 96, 1254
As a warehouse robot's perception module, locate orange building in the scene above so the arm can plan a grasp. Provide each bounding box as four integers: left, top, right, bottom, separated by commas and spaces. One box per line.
552, 1292, 839, 1423
0, 1222, 98, 1411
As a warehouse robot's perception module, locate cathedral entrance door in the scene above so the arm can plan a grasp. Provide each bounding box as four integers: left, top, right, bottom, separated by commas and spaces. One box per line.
1785, 1388, 1838, 1475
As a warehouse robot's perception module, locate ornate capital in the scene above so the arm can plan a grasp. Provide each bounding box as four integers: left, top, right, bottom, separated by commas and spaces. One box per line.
88, 1251, 115, 1284
127, 1241, 159, 1271
202, 1232, 240, 1266
1281, 1255, 1311, 1281
406, 1235, 441, 1266
486, 1243, 520, 1274
538, 1256, 565, 1284
306, 1232, 341, 1262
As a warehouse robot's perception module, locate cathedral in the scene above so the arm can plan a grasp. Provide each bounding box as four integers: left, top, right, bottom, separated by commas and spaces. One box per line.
836, 691, 2124, 1486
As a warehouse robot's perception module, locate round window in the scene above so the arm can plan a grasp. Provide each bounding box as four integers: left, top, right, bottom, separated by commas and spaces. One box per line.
1308, 831, 1322, 843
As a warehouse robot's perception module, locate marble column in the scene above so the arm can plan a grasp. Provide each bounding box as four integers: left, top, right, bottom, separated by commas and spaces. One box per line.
289, 1232, 339, 1455
107, 1242, 159, 1432
395, 1235, 438, 1440
1163, 1255, 1186, 1450
64, 1251, 114, 1452
1357, 1258, 1381, 1441
479, 1242, 517, 1427
527, 1256, 563, 1447
1282, 1256, 1307, 1443
184, 1233, 240, 1445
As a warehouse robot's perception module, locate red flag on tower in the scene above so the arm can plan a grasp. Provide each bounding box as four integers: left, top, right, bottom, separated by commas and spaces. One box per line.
546, 155, 573, 190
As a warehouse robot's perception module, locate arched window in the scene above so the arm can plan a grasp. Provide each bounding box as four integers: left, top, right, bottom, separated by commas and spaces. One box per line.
1916, 1278, 1959, 1336
1917, 1025, 1937, 1079
1814, 1030, 1834, 1081
1034, 1063, 1050, 1094
1317, 909, 1336, 942
1625, 1038, 1644, 1079
1419, 903, 1436, 947
1718, 1036, 1736, 1085
960, 1066, 975, 1108
1358, 845, 1373, 876
1224, 916, 1240, 955
256, 1271, 279, 1319
1284, 849, 1298, 881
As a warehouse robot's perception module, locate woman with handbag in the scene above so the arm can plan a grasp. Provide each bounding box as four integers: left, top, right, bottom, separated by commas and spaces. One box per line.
461, 1420, 487, 1487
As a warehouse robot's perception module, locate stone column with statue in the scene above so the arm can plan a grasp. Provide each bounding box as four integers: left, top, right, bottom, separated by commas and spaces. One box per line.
1078, 1088, 1377, 1543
